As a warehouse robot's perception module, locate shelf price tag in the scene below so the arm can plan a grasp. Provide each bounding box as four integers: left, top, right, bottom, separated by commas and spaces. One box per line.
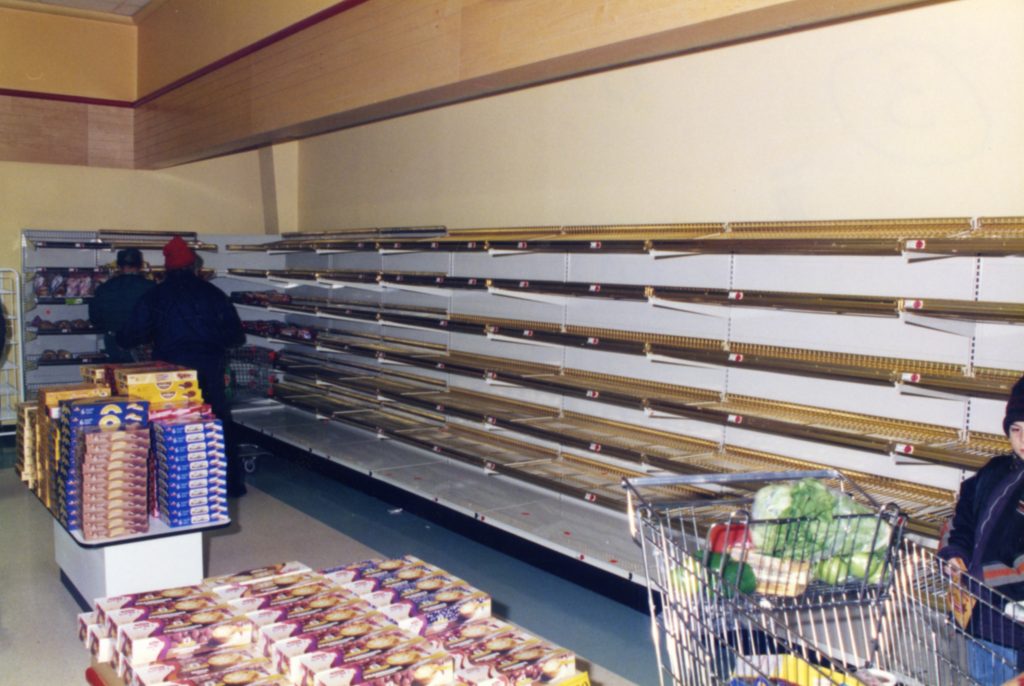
560, 673, 591, 686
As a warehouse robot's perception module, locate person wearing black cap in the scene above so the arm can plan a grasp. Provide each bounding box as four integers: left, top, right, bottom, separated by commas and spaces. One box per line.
940, 376, 1024, 683
89, 248, 154, 363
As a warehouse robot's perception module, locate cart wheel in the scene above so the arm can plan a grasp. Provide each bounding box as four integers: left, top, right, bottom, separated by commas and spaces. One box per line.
243, 456, 257, 474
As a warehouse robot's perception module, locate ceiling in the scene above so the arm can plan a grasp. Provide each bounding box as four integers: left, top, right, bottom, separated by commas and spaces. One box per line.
13, 0, 155, 18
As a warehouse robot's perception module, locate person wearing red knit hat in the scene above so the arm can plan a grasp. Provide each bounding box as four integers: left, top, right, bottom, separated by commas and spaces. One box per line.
119, 235, 247, 497
163, 235, 197, 270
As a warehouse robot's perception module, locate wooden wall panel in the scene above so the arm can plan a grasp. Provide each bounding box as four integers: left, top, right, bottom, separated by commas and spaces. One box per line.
0, 95, 132, 168
133, 0, 932, 169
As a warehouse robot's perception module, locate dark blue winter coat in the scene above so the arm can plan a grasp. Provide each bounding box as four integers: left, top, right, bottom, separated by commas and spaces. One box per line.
940, 453, 1024, 651
117, 269, 244, 366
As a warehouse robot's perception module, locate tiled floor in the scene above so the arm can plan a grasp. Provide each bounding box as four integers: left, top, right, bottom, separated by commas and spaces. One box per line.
0, 443, 656, 685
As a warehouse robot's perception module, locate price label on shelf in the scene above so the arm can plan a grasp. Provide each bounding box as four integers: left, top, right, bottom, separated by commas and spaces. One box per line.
560, 674, 591, 686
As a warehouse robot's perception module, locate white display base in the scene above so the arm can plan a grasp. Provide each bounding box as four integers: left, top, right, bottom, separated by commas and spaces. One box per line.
53, 519, 207, 606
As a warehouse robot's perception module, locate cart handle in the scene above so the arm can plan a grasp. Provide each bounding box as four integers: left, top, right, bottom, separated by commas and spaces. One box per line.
623, 469, 880, 510
623, 469, 840, 489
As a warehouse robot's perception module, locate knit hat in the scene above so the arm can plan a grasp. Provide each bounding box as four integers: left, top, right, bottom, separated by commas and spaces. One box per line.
1004, 375, 1024, 435
163, 235, 196, 270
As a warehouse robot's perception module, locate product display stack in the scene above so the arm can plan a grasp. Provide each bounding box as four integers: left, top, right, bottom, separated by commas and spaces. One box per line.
79, 555, 580, 686
152, 418, 228, 527
35, 383, 113, 512
54, 397, 150, 539
15, 402, 37, 488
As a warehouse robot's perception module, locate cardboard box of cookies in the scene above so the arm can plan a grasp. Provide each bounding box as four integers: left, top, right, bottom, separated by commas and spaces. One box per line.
118, 606, 255, 667
127, 645, 276, 686
253, 602, 387, 658
478, 640, 576, 686
204, 562, 312, 594
379, 584, 491, 638
310, 641, 454, 686
275, 626, 413, 685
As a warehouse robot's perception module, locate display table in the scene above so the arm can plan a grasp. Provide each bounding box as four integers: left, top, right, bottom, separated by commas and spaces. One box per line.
54, 517, 229, 608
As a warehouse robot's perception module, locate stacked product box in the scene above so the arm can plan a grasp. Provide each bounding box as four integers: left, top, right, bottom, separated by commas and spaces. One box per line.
77, 557, 577, 686
79, 427, 152, 540
55, 398, 149, 533
35, 383, 112, 511
15, 402, 37, 487
153, 419, 228, 527
116, 366, 203, 409
82, 361, 178, 394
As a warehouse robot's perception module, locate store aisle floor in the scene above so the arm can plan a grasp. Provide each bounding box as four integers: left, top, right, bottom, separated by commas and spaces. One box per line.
0, 451, 650, 685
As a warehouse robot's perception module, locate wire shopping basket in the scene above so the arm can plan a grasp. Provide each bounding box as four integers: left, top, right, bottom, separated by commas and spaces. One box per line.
623, 470, 907, 686
225, 345, 277, 405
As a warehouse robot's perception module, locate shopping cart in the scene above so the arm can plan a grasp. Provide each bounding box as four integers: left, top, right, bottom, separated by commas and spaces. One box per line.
226, 345, 278, 473
226, 345, 277, 404
624, 470, 908, 686
625, 469, 1024, 685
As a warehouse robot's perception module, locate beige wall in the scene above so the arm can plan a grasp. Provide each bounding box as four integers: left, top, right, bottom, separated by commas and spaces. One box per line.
0, 7, 135, 100
137, 0, 338, 97
297, 0, 1024, 228
0, 151, 274, 272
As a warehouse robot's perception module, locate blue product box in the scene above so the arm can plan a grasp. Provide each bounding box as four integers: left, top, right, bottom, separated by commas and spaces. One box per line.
156, 510, 228, 528
153, 419, 222, 434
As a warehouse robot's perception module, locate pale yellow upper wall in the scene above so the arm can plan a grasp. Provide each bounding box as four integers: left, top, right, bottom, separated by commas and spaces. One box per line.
297, 0, 1024, 228
0, 152, 271, 272
136, 0, 339, 97
0, 7, 135, 100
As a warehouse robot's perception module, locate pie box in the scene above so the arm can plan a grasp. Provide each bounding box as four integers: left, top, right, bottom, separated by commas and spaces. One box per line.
107, 594, 226, 646
115, 367, 197, 391
477, 640, 576, 686
38, 384, 112, 416
215, 571, 328, 602
62, 398, 149, 423
310, 640, 455, 686
322, 555, 444, 586
158, 478, 227, 497
157, 451, 227, 468
430, 618, 531, 675
79, 610, 100, 643
82, 523, 150, 541
82, 472, 149, 493
251, 601, 384, 657
244, 592, 365, 639
157, 510, 228, 528
149, 673, 288, 686
158, 457, 225, 474
130, 387, 204, 405
149, 404, 214, 423
344, 572, 466, 608
155, 420, 225, 435
97, 586, 217, 627
87, 623, 116, 663
83, 459, 150, 477
273, 626, 413, 685
154, 430, 225, 446
157, 497, 229, 519
154, 431, 225, 448
229, 578, 357, 615
378, 584, 491, 637
204, 562, 313, 594
126, 645, 270, 686
118, 605, 255, 667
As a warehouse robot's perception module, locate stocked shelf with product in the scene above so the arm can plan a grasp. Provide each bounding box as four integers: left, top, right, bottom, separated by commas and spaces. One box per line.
20, 232, 210, 398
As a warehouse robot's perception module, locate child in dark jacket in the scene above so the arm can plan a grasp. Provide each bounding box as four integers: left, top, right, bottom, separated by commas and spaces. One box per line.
940, 375, 1024, 683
